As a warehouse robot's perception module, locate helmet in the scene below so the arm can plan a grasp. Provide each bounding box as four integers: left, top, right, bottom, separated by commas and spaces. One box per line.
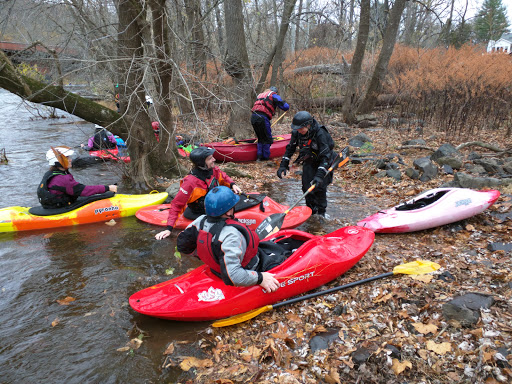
94, 124, 103, 130
269, 86, 278, 93
291, 111, 313, 131
151, 121, 160, 130
46, 146, 74, 166
205, 186, 240, 217
190, 147, 215, 168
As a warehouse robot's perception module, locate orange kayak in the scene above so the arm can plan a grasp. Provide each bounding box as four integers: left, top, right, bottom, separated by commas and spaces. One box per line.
135, 194, 311, 230
0, 192, 168, 232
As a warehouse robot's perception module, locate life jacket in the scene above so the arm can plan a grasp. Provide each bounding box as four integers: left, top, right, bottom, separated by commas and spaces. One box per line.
186, 169, 221, 214
294, 124, 335, 164
252, 91, 276, 118
92, 130, 117, 150
37, 170, 76, 208
196, 217, 260, 277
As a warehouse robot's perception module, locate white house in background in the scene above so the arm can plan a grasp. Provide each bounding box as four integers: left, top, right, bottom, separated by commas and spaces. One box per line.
487, 33, 512, 53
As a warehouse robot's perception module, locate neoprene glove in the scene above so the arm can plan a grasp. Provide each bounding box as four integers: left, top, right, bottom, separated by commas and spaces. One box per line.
277, 159, 290, 179
310, 168, 327, 186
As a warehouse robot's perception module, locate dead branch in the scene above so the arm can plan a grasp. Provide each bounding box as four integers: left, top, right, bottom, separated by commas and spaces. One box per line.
396, 145, 436, 151
455, 141, 504, 152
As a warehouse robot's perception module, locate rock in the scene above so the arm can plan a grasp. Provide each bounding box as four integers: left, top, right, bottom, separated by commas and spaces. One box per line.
222, 164, 253, 178
473, 159, 503, 175
442, 293, 494, 327
374, 159, 387, 169
442, 164, 454, 174
451, 172, 501, 189
351, 347, 371, 365
405, 167, 420, 180
385, 344, 401, 359
464, 164, 487, 175
487, 242, 512, 253
431, 143, 460, 162
437, 271, 456, 282
386, 162, 400, 170
356, 114, 377, 122
467, 151, 481, 160
165, 182, 180, 198
386, 169, 401, 181
349, 138, 365, 147
351, 132, 373, 143
357, 120, 377, 128
413, 157, 438, 181
375, 170, 387, 178
309, 329, 340, 352
435, 156, 463, 169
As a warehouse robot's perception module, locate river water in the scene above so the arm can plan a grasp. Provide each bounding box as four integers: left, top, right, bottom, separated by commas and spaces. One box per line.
0, 89, 376, 383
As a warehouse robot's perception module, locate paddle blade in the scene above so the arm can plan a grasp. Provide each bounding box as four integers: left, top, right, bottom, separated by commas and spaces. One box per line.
212, 305, 274, 327
255, 213, 286, 239
51, 146, 70, 169
393, 260, 441, 275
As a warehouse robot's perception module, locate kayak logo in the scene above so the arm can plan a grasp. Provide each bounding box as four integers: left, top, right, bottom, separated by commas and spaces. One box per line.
237, 218, 257, 226
94, 206, 120, 215
281, 271, 314, 287
180, 187, 189, 195
347, 228, 359, 234
455, 198, 472, 207
198, 286, 225, 302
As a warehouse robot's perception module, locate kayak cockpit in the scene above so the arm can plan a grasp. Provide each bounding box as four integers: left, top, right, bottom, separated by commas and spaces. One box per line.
28, 191, 115, 216
396, 189, 449, 211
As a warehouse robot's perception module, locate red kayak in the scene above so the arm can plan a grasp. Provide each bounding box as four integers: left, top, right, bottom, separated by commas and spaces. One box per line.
135, 194, 311, 230
129, 226, 375, 321
89, 148, 130, 163
201, 134, 291, 162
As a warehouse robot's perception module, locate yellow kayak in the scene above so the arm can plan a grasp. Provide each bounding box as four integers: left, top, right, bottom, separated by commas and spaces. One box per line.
0, 192, 168, 232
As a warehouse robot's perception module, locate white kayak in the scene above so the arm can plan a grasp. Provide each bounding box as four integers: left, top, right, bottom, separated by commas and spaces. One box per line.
357, 188, 500, 233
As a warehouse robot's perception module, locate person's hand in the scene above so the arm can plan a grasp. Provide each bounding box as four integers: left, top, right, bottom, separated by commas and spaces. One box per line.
109, 185, 118, 193
232, 184, 242, 194
310, 175, 323, 186
80, 144, 85, 148
277, 166, 288, 179
260, 272, 280, 293
155, 229, 171, 240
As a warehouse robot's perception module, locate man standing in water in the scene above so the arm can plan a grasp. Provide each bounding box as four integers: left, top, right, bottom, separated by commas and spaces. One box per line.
276, 111, 336, 218
251, 86, 289, 161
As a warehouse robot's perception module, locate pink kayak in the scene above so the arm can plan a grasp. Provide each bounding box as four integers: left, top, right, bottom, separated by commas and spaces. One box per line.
129, 226, 375, 321
357, 188, 500, 233
135, 194, 312, 230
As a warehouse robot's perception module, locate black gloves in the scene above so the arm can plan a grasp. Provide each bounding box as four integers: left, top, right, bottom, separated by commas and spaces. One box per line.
277, 158, 290, 179
310, 168, 327, 186
167, 226, 173, 232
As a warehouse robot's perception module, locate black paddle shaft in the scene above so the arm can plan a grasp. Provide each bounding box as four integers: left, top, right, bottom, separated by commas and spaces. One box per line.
273, 271, 394, 310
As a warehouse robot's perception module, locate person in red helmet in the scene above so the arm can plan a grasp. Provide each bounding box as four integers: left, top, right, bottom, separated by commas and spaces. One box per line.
155, 147, 242, 240
152, 121, 160, 141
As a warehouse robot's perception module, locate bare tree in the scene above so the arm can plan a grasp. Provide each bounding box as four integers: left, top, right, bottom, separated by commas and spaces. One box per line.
357, 0, 407, 114
222, 0, 254, 137
342, 0, 370, 124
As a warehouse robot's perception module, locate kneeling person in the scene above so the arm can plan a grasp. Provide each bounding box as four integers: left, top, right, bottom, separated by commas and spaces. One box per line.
177, 186, 286, 292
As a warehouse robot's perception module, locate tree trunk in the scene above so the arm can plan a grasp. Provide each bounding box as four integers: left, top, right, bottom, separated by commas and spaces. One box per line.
295, 0, 303, 51
342, 0, 370, 124
357, 0, 407, 115
256, 0, 297, 93
222, 0, 254, 137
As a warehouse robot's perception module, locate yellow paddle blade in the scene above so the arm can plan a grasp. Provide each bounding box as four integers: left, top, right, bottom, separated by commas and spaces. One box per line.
212, 305, 274, 327
393, 260, 441, 275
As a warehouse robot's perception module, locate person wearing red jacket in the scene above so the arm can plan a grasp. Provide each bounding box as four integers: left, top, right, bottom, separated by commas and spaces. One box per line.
251, 86, 289, 161
155, 147, 242, 240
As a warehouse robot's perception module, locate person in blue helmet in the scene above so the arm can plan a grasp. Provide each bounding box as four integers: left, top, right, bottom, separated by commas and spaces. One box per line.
251, 86, 289, 161
177, 186, 291, 292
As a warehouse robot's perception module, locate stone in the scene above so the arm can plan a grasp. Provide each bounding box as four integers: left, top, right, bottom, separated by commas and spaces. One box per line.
443, 293, 494, 327
351, 347, 371, 365
431, 143, 459, 162
402, 138, 427, 146
405, 168, 420, 180
435, 156, 463, 169
487, 242, 512, 253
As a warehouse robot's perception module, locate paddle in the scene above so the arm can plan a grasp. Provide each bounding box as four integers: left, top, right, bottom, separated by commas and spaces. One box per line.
51, 146, 71, 170
212, 260, 441, 327
255, 146, 350, 240
271, 111, 287, 127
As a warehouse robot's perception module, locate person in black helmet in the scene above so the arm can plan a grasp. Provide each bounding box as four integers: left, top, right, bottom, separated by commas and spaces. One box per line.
251, 86, 289, 161
155, 147, 242, 240
277, 111, 336, 217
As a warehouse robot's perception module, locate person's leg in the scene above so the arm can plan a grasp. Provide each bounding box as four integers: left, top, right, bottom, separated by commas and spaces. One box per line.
251, 113, 266, 160
302, 162, 317, 213
261, 118, 272, 160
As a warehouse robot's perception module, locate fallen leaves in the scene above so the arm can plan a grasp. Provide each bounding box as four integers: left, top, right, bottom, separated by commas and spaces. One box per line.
391, 358, 412, 375
426, 340, 452, 355
56, 296, 75, 305
105, 219, 117, 226
412, 322, 438, 335
179, 356, 214, 371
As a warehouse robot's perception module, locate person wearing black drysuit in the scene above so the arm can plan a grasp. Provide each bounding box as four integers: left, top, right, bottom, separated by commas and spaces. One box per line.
277, 111, 336, 217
